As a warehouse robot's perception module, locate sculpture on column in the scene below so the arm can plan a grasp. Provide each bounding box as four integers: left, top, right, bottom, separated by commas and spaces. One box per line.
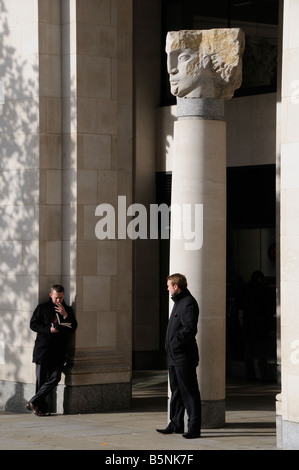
165, 28, 245, 428
166, 28, 245, 100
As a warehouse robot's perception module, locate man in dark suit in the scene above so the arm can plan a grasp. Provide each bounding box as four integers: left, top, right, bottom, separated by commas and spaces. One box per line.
26, 284, 77, 416
157, 273, 201, 439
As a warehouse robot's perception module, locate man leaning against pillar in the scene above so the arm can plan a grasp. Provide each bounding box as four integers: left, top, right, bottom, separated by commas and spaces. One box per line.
26, 284, 77, 416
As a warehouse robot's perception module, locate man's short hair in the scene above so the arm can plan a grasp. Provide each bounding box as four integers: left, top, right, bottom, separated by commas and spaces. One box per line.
167, 273, 187, 290
51, 284, 64, 293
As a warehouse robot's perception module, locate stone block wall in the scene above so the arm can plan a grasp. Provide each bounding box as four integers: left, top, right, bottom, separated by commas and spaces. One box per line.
0, 0, 133, 413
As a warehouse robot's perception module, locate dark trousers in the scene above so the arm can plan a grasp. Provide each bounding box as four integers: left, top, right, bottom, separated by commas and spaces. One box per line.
30, 364, 62, 411
168, 364, 201, 432
244, 338, 268, 381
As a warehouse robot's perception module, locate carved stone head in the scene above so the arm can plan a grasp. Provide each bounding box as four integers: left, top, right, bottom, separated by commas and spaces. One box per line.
166, 28, 245, 100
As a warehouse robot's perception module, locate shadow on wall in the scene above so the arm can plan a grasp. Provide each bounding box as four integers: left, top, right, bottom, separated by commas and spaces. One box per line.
0, 0, 76, 411
0, 0, 39, 409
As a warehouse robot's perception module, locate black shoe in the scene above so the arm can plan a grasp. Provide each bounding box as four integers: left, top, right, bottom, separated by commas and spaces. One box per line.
25, 402, 39, 415
182, 431, 201, 439
156, 424, 184, 434
36, 411, 51, 417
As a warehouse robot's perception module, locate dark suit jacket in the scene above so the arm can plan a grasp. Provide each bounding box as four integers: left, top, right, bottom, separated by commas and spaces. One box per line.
165, 288, 199, 367
30, 299, 77, 366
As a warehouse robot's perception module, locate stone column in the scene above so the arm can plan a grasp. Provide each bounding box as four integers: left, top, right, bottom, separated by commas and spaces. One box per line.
166, 29, 244, 427
0, 0, 133, 414
59, 0, 133, 413
276, 0, 299, 449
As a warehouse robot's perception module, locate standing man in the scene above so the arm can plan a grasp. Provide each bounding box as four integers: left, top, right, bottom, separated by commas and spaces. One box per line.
26, 284, 77, 416
157, 273, 201, 439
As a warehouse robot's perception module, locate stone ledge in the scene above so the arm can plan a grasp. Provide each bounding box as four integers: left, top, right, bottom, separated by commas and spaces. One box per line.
64, 382, 131, 414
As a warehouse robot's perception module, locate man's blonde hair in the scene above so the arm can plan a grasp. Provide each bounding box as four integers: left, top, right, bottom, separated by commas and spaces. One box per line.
167, 273, 187, 290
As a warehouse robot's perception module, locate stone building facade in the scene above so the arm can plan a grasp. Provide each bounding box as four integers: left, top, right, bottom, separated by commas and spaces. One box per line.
0, 0, 298, 450
0, 0, 133, 413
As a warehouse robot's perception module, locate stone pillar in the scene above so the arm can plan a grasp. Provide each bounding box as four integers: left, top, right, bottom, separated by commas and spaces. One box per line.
166, 29, 244, 428
59, 0, 133, 413
0, 0, 54, 411
0, 0, 133, 414
277, 0, 299, 449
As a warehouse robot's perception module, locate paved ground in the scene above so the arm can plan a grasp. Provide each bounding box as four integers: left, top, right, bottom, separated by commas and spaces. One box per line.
0, 370, 281, 452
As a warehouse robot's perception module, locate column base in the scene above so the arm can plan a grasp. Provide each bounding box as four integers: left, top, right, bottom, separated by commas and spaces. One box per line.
0, 380, 36, 413
201, 399, 225, 428
0, 380, 131, 414
64, 382, 131, 414
277, 417, 299, 450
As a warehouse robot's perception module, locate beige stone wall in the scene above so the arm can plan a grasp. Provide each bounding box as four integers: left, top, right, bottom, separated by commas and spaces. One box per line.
157, 93, 277, 172
225, 93, 277, 167
66, 0, 133, 383
39, 0, 63, 295
0, 0, 133, 393
0, 0, 40, 384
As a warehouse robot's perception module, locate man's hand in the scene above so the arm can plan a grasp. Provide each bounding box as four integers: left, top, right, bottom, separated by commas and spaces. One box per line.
55, 301, 68, 319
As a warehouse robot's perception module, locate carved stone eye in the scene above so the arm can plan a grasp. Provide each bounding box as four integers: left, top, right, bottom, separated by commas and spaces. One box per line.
178, 53, 191, 62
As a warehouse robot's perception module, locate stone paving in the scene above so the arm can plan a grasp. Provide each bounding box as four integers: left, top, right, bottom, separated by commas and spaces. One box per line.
0, 371, 281, 452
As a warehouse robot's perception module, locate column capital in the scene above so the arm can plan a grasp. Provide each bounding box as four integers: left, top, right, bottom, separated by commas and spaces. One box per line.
166, 28, 245, 101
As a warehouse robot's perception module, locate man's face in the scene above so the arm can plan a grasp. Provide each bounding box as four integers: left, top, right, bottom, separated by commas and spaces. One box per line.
50, 290, 64, 305
167, 280, 177, 297
166, 47, 201, 98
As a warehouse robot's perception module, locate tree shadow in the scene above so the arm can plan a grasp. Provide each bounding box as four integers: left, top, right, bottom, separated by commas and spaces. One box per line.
0, 0, 76, 412
0, 0, 40, 410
